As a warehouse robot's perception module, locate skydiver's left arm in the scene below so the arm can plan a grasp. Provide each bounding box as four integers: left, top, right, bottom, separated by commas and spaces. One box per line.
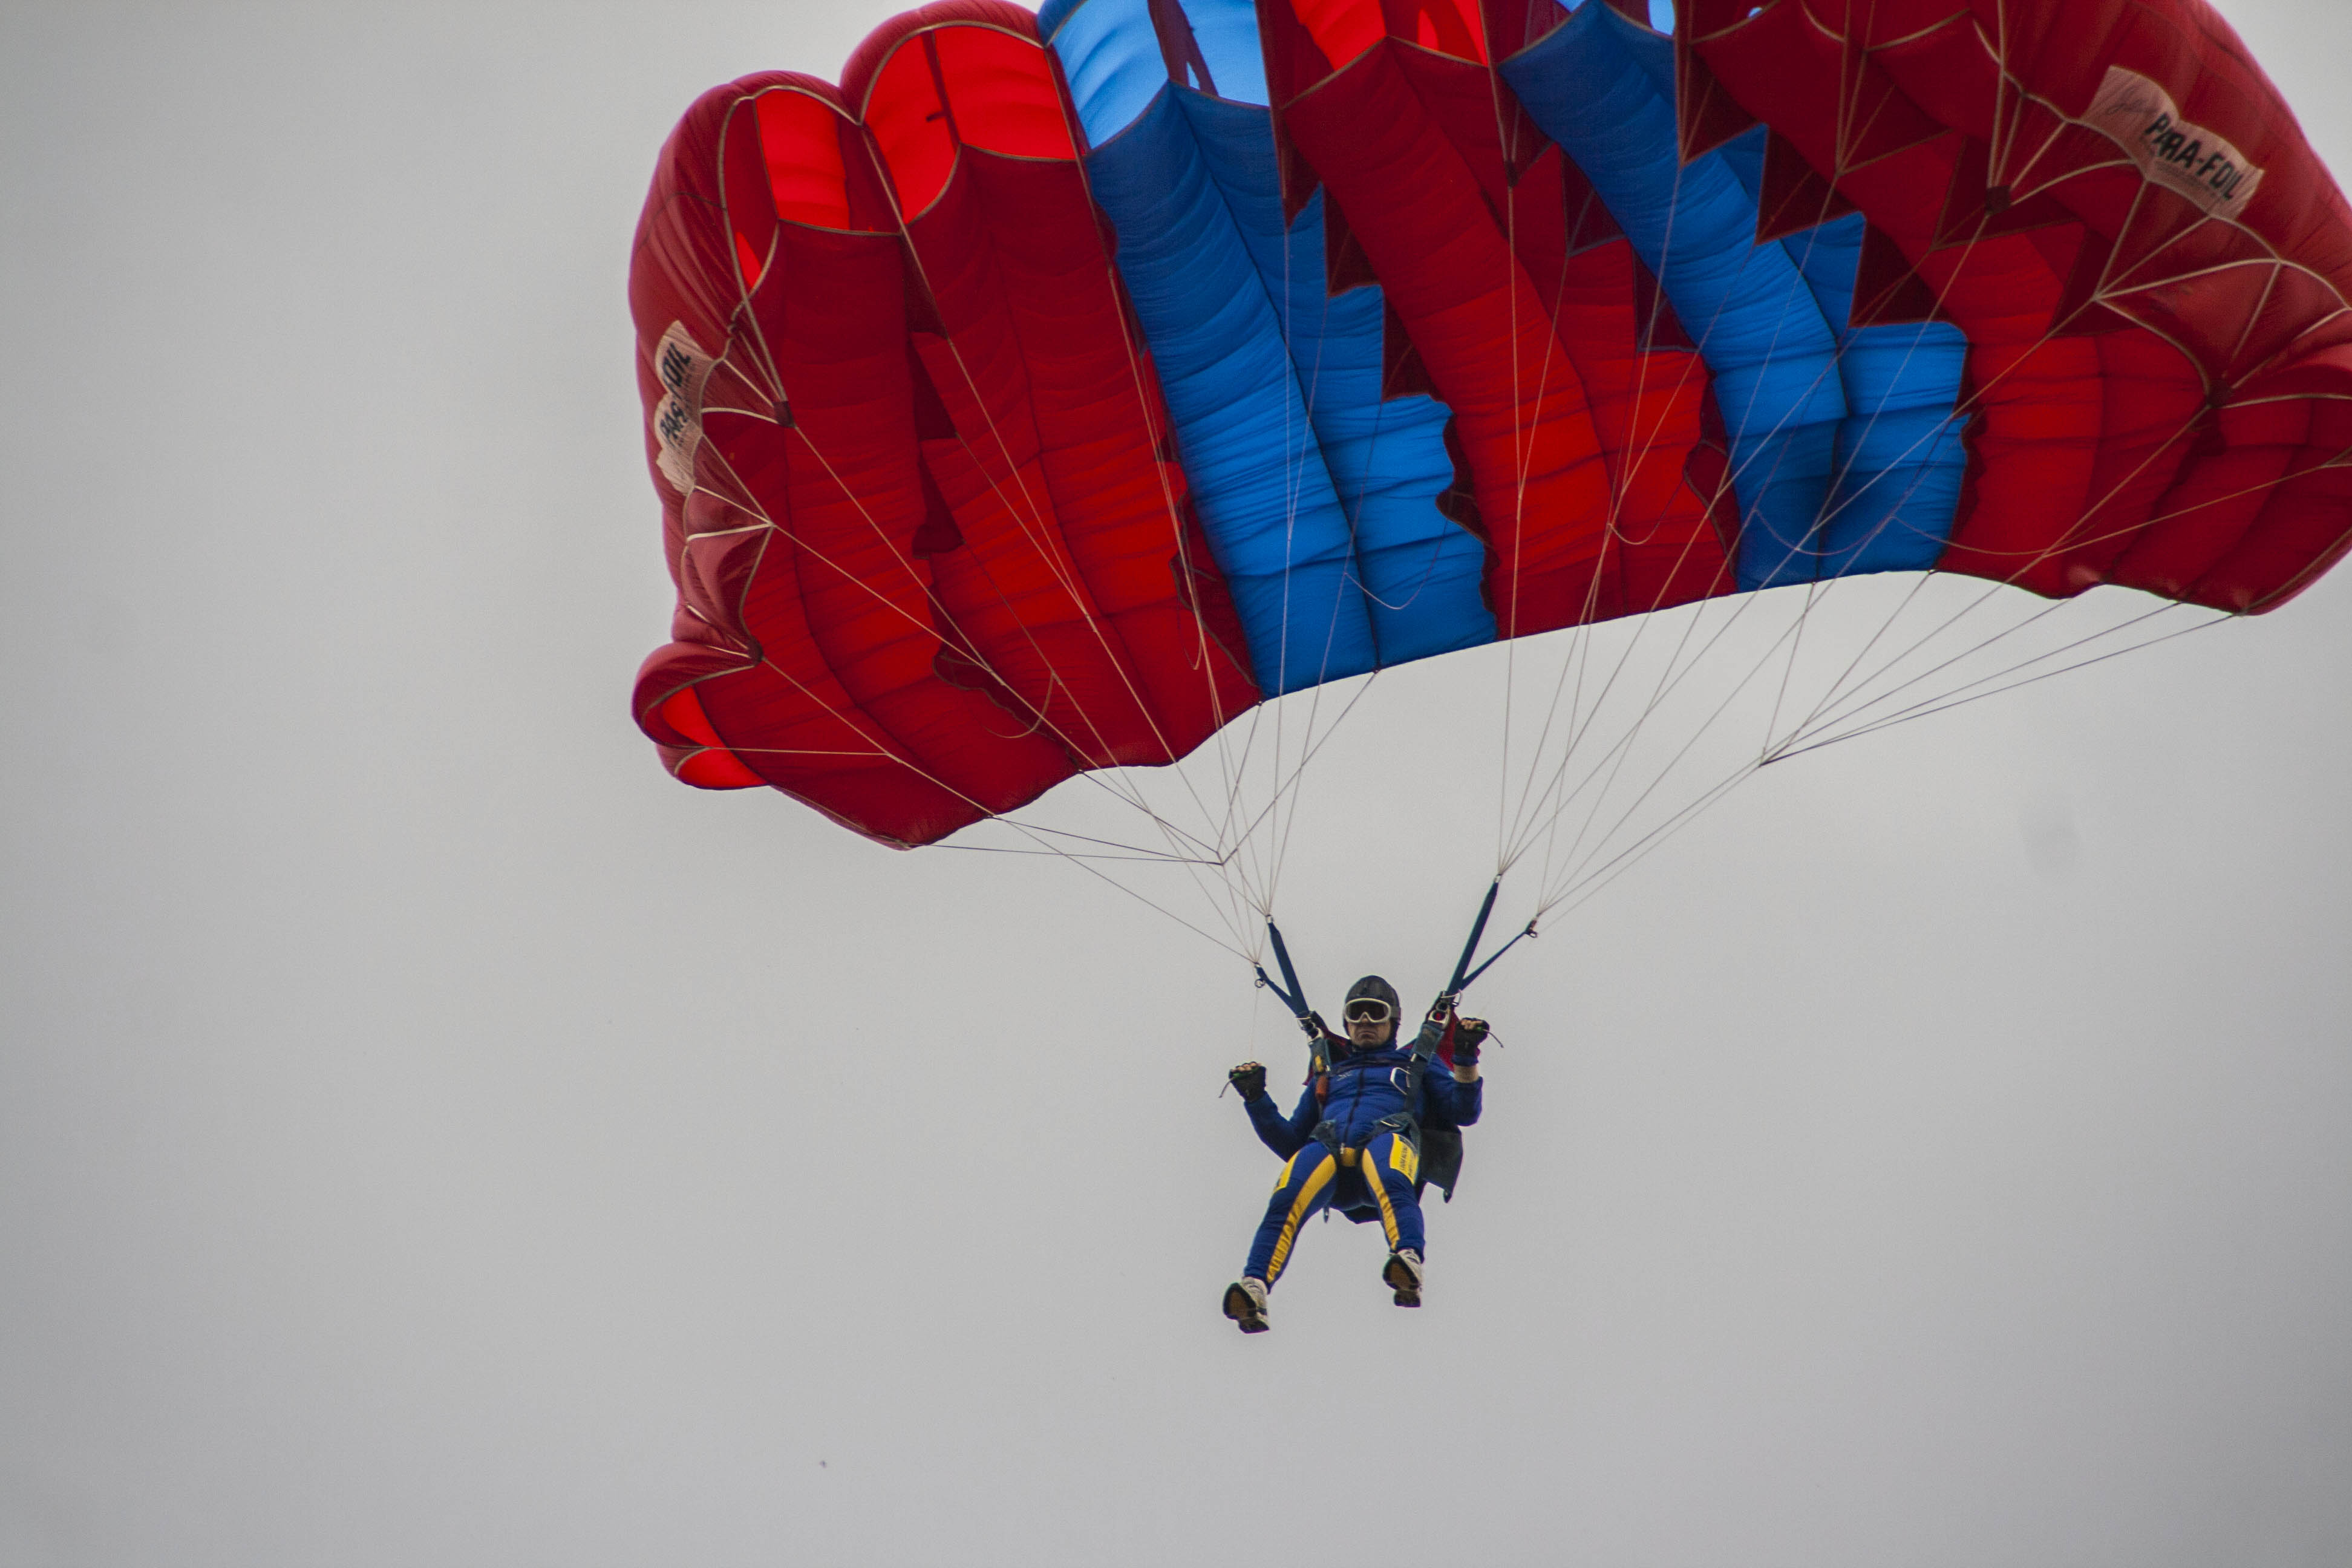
1428, 1016, 1486, 1126
1244, 1080, 1321, 1158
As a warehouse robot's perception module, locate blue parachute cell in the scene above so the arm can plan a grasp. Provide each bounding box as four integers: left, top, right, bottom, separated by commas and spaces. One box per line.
1044, 0, 1495, 696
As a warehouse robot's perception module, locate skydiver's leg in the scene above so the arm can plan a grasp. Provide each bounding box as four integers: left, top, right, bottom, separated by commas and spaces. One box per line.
1243, 1145, 1340, 1289
1362, 1131, 1427, 1305
1358, 1131, 1426, 1258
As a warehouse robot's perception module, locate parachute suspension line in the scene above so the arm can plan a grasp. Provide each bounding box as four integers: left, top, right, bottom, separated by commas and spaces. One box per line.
1815, 611, 2239, 752
1240, 152, 1365, 934
944, 813, 1223, 862
937, 841, 1222, 863
1058, 150, 1402, 969
1067, 771, 1227, 859
1005, 18, 2262, 954
1533, 583, 1882, 912
1207, 706, 1275, 916
1263, 188, 1377, 926
1520, 443, 1963, 907
1229, 177, 1302, 933
1774, 601, 2227, 759
1492, 117, 1645, 872
1763, 577, 1827, 758
1763, 209, 2129, 742
1512, 568, 1748, 879
781, 418, 1178, 835
1518, 419, 1950, 897
1027, 829, 1257, 960
1508, 161, 2053, 901
1536, 751, 1763, 922
1509, 126, 1789, 878
931, 377, 1186, 778
869, 149, 1206, 811
1524, 607, 1704, 896
1259, 131, 1304, 926
1227, 128, 1397, 938
694, 196, 1118, 812
1260, 575, 1366, 920
1209, 670, 1383, 875
1506, 409, 1852, 898
1495, 192, 1722, 921
1529, 609, 1796, 901
884, 114, 1288, 955
1527, 427, 2194, 916
1587, 54, 1970, 792
1481, 28, 1532, 874
711, 102, 793, 410
1492, 36, 1546, 881
1494, 139, 1774, 884
1071, 148, 1243, 746
1059, 769, 1258, 956
1774, 612, 2226, 762
1098, 333, 1271, 945
1063, 146, 1296, 948
1765, 5, 2350, 756
732, 643, 1249, 955
1552, 376, 1956, 884
1480, 25, 1765, 909
1086, 315, 1279, 945
1754, 183, 2220, 764
1775, 576, 2077, 752
1771, 563, 1949, 748
1712, 27, 2258, 757
1474, 10, 2313, 929
774, 356, 1267, 939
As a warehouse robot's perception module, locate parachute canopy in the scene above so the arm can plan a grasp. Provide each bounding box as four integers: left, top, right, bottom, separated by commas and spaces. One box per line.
630, 0, 2352, 851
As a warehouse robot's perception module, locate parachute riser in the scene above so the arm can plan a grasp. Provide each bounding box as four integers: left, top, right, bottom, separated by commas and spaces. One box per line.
1255, 883, 1533, 1037
1255, 920, 1332, 1044
1443, 879, 1537, 1005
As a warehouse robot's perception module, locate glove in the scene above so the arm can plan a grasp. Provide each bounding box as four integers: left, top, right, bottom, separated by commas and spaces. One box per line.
1452, 1016, 1489, 1067
1228, 1060, 1269, 1100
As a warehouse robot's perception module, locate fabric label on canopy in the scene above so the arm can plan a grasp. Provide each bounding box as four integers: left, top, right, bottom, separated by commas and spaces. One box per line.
652, 321, 716, 494
2086, 66, 2264, 220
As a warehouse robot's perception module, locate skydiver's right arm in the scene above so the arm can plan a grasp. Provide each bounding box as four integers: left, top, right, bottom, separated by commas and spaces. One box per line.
1244, 1082, 1320, 1158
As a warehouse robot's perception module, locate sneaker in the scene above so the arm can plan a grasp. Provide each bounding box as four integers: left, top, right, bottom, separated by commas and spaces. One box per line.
1221, 1276, 1270, 1333
1382, 1249, 1424, 1307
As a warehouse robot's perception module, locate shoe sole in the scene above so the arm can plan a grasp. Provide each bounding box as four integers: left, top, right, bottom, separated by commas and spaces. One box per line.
1221, 1282, 1270, 1333
1383, 1256, 1422, 1308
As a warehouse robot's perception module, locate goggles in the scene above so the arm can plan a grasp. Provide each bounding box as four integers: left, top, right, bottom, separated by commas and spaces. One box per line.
1343, 998, 1395, 1025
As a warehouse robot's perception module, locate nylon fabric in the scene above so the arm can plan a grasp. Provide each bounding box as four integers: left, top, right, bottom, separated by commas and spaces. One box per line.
1684, 0, 2352, 610
1048, 0, 1494, 688
629, 8, 1261, 848
1503, 4, 1970, 587
628, 0, 2352, 854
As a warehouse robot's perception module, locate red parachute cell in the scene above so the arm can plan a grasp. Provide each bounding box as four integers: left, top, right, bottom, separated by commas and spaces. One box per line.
629, 7, 1256, 849
627, 0, 2352, 853
1685, 0, 2352, 608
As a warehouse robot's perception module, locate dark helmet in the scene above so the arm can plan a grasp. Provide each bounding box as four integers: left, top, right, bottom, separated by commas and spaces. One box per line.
1343, 975, 1400, 1017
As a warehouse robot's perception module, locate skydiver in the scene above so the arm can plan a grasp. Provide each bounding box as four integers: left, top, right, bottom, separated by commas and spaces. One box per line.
1220, 975, 1486, 1333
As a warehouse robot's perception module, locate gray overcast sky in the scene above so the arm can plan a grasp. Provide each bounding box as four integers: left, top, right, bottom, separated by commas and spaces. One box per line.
3, 3, 2348, 1564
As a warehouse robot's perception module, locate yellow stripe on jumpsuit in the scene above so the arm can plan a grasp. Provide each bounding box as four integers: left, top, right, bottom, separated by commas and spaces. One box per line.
1252, 1130, 1422, 1287
1227, 975, 1483, 1308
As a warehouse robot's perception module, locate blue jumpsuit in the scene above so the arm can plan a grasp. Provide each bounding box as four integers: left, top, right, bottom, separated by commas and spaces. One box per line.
1240, 1021, 1483, 1287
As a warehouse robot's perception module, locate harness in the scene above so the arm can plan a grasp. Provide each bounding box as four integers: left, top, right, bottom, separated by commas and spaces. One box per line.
1253, 913, 1489, 1202
1310, 1028, 1434, 1151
